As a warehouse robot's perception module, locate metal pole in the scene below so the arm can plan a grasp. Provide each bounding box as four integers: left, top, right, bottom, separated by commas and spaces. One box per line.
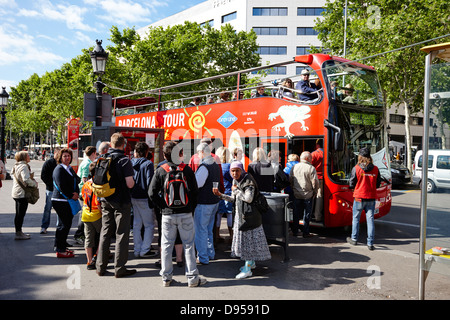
95, 77, 105, 127
418, 52, 433, 300
343, 0, 348, 58
0, 108, 6, 163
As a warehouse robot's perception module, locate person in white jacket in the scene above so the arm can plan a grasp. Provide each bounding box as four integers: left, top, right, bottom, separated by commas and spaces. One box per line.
11, 151, 38, 240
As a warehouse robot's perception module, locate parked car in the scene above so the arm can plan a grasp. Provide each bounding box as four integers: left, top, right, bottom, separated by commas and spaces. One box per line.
413, 149, 450, 193
390, 161, 411, 186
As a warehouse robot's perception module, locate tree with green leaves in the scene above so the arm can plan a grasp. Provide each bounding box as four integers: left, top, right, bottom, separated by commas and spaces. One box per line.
431, 62, 450, 149
109, 22, 260, 106
314, 0, 449, 172
7, 22, 261, 143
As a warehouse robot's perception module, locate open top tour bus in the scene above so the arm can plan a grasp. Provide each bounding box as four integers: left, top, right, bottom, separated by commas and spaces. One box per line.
114, 53, 392, 227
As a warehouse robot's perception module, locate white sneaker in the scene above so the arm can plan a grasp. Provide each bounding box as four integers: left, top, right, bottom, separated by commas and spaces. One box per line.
235, 270, 252, 279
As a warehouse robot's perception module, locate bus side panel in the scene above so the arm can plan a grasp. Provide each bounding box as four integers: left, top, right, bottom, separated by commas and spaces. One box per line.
324, 180, 391, 228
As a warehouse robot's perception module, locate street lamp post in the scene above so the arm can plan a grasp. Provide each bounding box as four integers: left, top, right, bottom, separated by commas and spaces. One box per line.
432, 123, 438, 149
0, 87, 9, 164
89, 40, 108, 127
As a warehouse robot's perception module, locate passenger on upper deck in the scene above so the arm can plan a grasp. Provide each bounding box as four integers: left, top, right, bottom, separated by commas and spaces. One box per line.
218, 92, 230, 103
186, 97, 202, 107
252, 85, 268, 98
295, 69, 319, 101
342, 84, 356, 104
206, 95, 215, 104
281, 78, 294, 99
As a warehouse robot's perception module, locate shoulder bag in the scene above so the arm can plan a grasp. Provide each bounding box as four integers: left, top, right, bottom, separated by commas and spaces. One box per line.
14, 172, 39, 205
53, 179, 81, 216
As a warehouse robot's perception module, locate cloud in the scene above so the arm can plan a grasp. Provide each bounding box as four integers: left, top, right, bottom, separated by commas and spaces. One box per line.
0, 24, 65, 67
96, 0, 168, 26
17, 0, 93, 32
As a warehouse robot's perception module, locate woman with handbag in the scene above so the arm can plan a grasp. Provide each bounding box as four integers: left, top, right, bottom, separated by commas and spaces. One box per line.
52, 148, 81, 258
11, 151, 38, 240
213, 161, 271, 279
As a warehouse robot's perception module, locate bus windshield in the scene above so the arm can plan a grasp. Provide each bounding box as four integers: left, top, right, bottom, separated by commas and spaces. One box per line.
323, 60, 390, 183
324, 60, 384, 107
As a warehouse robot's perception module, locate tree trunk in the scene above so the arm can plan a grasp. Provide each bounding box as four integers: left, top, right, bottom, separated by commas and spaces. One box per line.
437, 103, 446, 149
404, 102, 413, 176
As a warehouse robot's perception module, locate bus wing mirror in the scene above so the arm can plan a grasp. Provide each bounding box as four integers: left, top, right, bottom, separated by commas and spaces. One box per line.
324, 119, 344, 152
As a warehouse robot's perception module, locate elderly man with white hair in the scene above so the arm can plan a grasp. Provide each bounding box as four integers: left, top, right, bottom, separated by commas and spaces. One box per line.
194, 142, 221, 265
289, 151, 319, 237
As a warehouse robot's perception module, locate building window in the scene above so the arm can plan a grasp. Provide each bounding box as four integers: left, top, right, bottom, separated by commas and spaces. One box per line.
253, 27, 287, 36
390, 114, 405, 124
251, 66, 286, 75
222, 11, 237, 23
296, 46, 311, 55
253, 7, 288, 16
297, 27, 319, 36
297, 7, 325, 16
268, 66, 287, 75
296, 66, 311, 75
257, 46, 287, 55
411, 116, 423, 126
200, 20, 214, 28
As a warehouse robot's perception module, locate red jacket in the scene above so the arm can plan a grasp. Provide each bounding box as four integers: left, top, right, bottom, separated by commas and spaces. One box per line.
311, 148, 323, 179
350, 164, 380, 199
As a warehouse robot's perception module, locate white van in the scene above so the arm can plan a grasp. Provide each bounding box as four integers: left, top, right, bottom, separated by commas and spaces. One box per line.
413, 149, 450, 192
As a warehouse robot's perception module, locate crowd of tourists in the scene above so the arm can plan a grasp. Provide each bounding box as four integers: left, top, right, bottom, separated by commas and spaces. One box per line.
2, 132, 380, 287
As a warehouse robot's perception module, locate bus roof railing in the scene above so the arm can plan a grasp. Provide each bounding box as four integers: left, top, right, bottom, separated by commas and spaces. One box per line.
114, 80, 325, 115
112, 58, 300, 100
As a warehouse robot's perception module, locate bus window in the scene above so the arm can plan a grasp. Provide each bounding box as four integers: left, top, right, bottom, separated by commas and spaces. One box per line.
324, 60, 383, 107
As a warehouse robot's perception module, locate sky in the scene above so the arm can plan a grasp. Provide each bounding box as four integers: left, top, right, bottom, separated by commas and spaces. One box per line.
0, 0, 205, 92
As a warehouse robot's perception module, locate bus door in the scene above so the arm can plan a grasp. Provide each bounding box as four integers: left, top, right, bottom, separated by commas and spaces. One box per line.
261, 138, 287, 167
287, 137, 319, 159
287, 136, 325, 226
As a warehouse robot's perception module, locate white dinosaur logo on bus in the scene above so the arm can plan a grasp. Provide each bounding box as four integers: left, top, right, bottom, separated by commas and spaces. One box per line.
269, 105, 311, 138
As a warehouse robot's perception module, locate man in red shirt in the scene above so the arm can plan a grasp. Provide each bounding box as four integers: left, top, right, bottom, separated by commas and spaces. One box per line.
311, 139, 323, 222
347, 148, 381, 250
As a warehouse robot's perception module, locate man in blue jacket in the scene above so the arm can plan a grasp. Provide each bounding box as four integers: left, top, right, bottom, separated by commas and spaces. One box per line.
131, 142, 156, 258
295, 69, 319, 101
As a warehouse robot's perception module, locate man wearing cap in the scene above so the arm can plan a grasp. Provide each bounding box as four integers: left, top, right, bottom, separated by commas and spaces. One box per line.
295, 69, 319, 101
347, 148, 381, 250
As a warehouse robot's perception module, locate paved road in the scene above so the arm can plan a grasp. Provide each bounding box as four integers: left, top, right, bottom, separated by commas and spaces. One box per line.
0, 160, 449, 303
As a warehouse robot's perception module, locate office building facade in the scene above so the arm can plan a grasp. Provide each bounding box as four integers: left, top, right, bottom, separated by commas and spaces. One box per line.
138, 0, 326, 80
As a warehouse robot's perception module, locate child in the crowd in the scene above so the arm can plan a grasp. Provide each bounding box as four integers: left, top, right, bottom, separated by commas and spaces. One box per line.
81, 162, 102, 270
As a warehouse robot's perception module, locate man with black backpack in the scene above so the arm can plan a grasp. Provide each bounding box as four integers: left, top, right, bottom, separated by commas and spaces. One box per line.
96, 133, 136, 278
149, 141, 207, 287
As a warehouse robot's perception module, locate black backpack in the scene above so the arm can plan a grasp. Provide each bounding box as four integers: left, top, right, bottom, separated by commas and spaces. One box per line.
92, 154, 118, 198
161, 163, 189, 209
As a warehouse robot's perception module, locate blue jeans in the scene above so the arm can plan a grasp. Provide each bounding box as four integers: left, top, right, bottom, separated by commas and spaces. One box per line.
161, 213, 199, 285
293, 197, 313, 235
194, 203, 219, 264
41, 190, 53, 229
351, 199, 375, 246
131, 198, 155, 257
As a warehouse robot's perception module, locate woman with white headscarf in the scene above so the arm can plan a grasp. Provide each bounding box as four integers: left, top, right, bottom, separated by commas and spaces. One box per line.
213, 161, 271, 279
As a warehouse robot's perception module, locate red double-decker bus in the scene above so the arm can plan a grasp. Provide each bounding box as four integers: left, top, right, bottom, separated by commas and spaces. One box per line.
114, 54, 392, 228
